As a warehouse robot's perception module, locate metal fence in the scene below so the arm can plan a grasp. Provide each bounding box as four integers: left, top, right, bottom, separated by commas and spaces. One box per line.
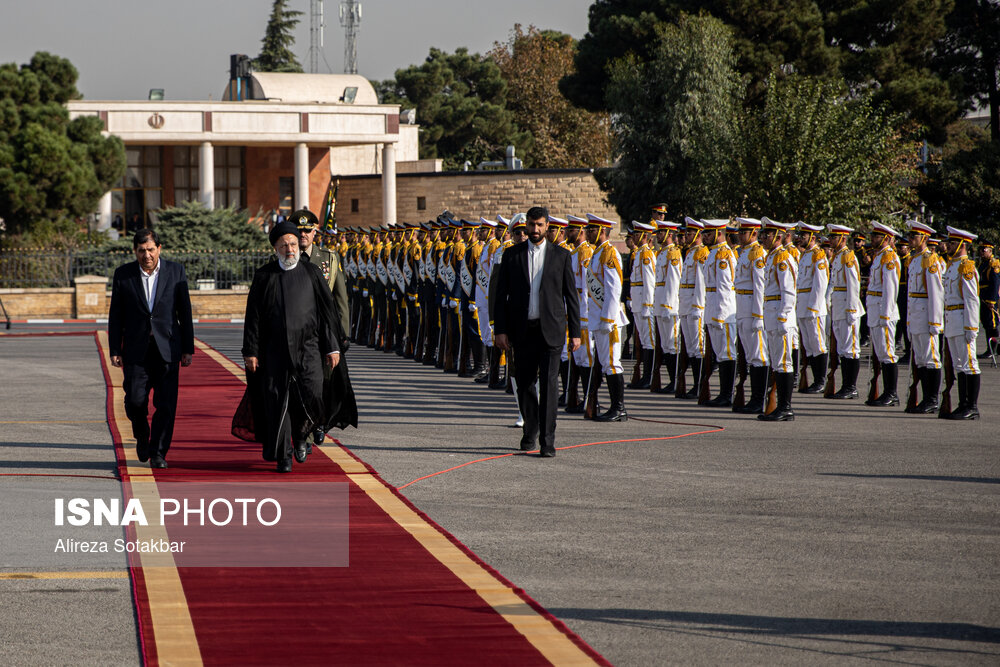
0, 250, 274, 289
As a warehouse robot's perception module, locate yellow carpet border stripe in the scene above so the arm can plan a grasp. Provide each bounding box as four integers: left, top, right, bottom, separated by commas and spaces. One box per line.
96, 331, 203, 666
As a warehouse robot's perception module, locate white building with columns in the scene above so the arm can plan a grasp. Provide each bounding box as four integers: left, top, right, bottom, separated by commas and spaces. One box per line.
67, 72, 427, 235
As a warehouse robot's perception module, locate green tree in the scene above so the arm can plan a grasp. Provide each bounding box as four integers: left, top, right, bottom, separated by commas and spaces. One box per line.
489, 25, 611, 168
598, 13, 743, 223
920, 126, 1000, 242
153, 201, 269, 252
0, 52, 125, 243
376, 47, 531, 170
934, 0, 1000, 144
563, 0, 958, 138
738, 74, 920, 226
254, 0, 303, 73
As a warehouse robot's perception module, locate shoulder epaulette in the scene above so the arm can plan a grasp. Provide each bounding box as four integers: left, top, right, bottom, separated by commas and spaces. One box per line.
668, 246, 682, 261
693, 245, 710, 262
748, 244, 767, 262
960, 258, 977, 277
991, 257, 1000, 273
716, 246, 733, 262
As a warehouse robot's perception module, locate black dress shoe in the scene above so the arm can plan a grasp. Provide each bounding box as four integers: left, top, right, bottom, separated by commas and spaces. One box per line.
276, 459, 293, 473
865, 393, 900, 407
826, 386, 858, 399
758, 409, 795, 421
150, 456, 168, 469
294, 441, 308, 463
704, 395, 732, 408
594, 408, 628, 422
519, 438, 537, 451
565, 401, 585, 414
313, 427, 325, 446
539, 449, 555, 458
136, 440, 151, 463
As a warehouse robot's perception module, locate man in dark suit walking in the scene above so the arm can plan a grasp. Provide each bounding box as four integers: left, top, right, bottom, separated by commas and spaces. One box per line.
108, 229, 194, 468
494, 207, 581, 457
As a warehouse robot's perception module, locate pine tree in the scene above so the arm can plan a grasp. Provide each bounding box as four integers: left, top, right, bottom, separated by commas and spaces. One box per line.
254, 0, 304, 73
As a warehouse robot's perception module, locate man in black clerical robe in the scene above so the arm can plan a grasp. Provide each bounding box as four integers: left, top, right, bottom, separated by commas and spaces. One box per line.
233, 221, 357, 472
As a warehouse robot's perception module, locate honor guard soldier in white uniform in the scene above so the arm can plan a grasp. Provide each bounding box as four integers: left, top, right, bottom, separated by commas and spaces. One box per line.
678, 217, 708, 398
547, 215, 573, 400
864, 221, 903, 406
475, 216, 502, 384
566, 215, 595, 412
758, 219, 798, 421
826, 224, 866, 399
942, 226, 982, 420
701, 218, 738, 406
627, 220, 658, 388
733, 217, 769, 413
903, 219, 945, 413
585, 214, 629, 421
794, 222, 830, 393
653, 220, 683, 393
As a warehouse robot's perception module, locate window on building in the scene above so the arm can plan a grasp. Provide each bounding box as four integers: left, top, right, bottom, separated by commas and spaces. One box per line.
214, 146, 245, 209
112, 146, 162, 232
278, 178, 294, 218
173, 146, 200, 205
351, 199, 359, 213
417, 196, 426, 211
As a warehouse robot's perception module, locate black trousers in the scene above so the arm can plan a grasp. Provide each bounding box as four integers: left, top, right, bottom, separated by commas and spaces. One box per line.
123, 343, 179, 459
513, 321, 561, 453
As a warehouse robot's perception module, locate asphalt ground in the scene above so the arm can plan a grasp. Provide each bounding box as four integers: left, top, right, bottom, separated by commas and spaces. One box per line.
2, 323, 998, 666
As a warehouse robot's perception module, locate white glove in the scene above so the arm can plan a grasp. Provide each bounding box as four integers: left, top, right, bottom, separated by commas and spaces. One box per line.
965, 328, 977, 344
595, 320, 613, 333
441, 297, 448, 307
751, 319, 764, 331
468, 303, 477, 313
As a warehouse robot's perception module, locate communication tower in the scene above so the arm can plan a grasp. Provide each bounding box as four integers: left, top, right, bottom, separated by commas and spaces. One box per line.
339, 0, 362, 75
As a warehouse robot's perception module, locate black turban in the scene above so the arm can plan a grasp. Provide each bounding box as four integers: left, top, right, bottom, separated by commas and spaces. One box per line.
269, 221, 301, 247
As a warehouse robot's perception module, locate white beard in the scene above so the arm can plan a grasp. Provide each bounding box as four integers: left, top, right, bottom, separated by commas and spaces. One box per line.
277, 249, 300, 271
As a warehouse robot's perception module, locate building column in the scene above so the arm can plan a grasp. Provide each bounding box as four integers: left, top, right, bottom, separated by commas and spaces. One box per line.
199, 141, 214, 208
295, 143, 309, 210
382, 142, 397, 224
97, 191, 112, 232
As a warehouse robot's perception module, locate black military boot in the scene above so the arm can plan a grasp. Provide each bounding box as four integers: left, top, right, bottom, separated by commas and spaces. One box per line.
828, 357, 859, 399
595, 374, 628, 422
950, 374, 980, 420
706, 359, 736, 407
801, 354, 827, 393
867, 362, 900, 406
735, 365, 768, 414
474, 346, 491, 383
638, 349, 654, 389
488, 348, 506, 388
657, 353, 677, 394
916, 367, 941, 414
681, 358, 701, 399
759, 372, 795, 421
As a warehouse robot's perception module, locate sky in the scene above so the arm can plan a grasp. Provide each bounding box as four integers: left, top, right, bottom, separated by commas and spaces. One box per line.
0, 0, 593, 101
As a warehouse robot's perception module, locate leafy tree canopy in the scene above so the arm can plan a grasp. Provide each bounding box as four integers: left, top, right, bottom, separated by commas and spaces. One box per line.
254, 0, 303, 73
489, 25, 611, 168
738, 74, 920, 226
376, 47, 531, 170
598, 13, 743, 223
563, 0, 958, 138
152, 201, 269, 252
0, 52, 125, 244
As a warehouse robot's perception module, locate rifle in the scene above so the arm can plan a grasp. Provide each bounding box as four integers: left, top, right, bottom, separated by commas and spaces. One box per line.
764, 367, 778, 414
629, 348, 642, 387
938, 341, 954, 418
674, 330, 689, 398
798, 347, 809, 392
1, 296, 11, 329
583, 364, 602, 420
412, 305, 424, 361
867, 350, 881, 403
905, 353, 919, 412
733, 340, 748, 409
698, 327, 715, 404
456, 310, 469, 375
650, 326, 663, 392
824, 328, 839, 397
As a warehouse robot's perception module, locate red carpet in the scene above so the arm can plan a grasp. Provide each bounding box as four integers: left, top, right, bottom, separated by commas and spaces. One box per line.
94, 333, 609, 666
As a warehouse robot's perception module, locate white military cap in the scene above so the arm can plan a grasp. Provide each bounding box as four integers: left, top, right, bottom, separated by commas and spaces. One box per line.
548, 215, 568, 227
871, 221, 901, 238
657, 219, 681, 229
480, 216, 497, 228
683, 216, 704, 229
496, 214, 510, 226
762, 217, 792, 231
736, 217, 761, 230
827, 224, 854, 235
632, 220, 656, 232
797, 221, 824, 233
586, 213, 615, 228
906, 219, 935, 235
700, 219, 729, 229
946, 225, 977, 242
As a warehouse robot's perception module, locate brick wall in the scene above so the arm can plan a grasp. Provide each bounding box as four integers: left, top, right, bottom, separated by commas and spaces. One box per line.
334, 169, 619, 227
1, 288, 250, 320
